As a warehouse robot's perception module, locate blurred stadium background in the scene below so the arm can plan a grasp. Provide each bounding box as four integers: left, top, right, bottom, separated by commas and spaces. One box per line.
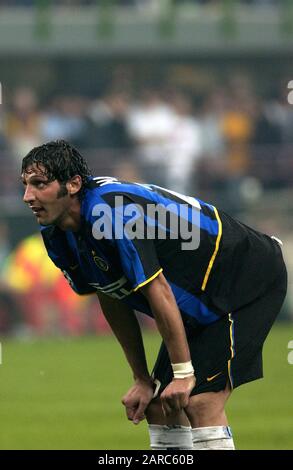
0, 0, 292, 450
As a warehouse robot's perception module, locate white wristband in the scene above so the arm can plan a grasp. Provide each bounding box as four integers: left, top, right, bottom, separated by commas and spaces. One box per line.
171, 361, 194, 379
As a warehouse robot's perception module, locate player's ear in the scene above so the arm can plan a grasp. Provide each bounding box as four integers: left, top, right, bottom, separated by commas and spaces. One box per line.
66, 175, 82, 196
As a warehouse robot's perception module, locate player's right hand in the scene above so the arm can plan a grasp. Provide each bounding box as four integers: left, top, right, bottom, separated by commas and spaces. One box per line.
160, 375, 196, 416
121, 377, 154, 425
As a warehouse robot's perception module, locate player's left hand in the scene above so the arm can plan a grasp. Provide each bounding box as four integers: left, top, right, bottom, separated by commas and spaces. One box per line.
121, 377, 154, 425
160, 375, 196, 416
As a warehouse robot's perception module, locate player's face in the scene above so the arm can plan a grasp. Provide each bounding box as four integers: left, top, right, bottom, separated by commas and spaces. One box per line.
22, 165, 72, 226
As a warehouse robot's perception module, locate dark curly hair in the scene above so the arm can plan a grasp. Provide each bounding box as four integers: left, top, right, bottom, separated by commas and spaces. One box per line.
21, 140, 92, 193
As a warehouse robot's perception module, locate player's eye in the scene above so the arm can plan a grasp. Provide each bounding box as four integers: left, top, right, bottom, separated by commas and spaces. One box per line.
35, 181, 47, 189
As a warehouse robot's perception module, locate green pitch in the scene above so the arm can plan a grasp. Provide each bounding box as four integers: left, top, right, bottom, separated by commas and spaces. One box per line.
0, 324, 292, 450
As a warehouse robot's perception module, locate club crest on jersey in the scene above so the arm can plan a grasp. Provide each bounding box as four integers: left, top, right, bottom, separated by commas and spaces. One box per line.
92, 251, 109, 271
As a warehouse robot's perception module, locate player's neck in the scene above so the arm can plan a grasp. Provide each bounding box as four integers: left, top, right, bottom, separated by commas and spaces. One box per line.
57, 198, 81, 232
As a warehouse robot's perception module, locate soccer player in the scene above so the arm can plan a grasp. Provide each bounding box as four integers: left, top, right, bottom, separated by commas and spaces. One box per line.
21, 140, 287, 450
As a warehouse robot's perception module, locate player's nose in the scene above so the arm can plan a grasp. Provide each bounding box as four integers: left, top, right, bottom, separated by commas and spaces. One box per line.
23, 185, 35, 204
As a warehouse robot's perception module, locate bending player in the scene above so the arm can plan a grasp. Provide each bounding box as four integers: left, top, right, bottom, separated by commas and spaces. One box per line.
21, 140, 287, 450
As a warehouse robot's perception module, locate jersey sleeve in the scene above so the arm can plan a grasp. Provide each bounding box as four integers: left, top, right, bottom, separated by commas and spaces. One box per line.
116, 235, 163, 292
112, 195, 163, 291
84, 184, 163, 292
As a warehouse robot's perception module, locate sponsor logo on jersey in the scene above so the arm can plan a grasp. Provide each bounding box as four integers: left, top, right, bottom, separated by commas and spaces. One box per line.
89, 276, 132, 300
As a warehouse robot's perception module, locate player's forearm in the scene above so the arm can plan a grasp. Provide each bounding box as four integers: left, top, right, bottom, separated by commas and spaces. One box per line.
141, 274, 191, 365
98, 293, 151, 382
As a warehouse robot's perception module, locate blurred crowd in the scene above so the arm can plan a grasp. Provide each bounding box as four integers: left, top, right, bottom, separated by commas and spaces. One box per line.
0, 77, 292, 204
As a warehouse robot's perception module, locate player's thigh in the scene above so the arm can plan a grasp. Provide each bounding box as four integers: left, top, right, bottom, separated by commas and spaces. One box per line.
184, 382, 231, 427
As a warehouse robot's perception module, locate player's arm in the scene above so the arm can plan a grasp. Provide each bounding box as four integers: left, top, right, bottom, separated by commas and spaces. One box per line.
97, 292, 154, 424
140, 272, 195, 414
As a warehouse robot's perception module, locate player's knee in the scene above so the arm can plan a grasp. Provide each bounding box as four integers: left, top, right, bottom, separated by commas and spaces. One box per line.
145, 398, 165, 425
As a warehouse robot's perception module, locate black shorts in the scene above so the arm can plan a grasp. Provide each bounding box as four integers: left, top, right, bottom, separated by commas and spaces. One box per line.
151, 258, 287, 396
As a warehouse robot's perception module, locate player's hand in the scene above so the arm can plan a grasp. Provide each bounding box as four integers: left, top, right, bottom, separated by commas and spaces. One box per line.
160, 375, 196, 416
121, 377, 154, 425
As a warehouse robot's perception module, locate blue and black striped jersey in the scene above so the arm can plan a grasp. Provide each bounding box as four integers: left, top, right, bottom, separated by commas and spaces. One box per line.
41, 176, 282, 328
